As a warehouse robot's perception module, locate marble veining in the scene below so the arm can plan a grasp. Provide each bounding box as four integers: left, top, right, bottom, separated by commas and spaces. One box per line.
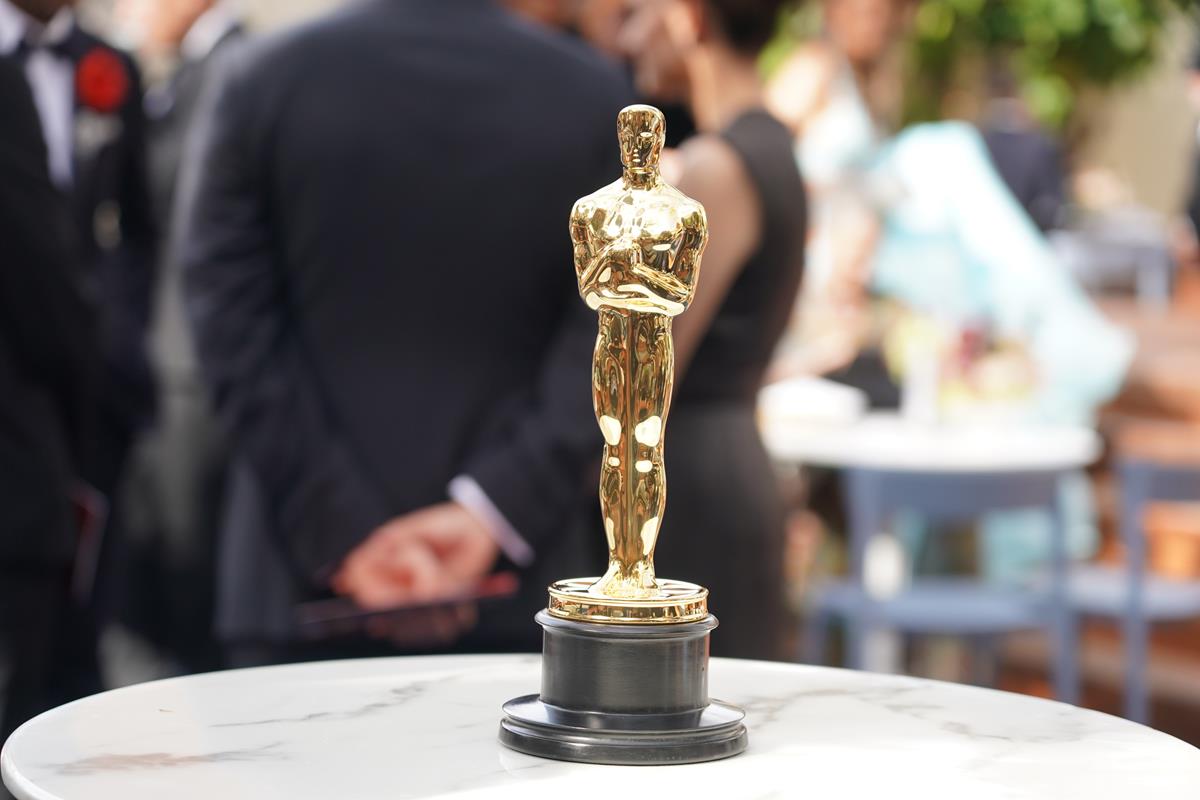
46, 742, 286, 777
3, 654, 1198, 800
211, 681, 430, 728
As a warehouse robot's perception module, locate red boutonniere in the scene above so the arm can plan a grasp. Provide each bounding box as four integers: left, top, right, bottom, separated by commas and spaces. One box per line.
76, 47, 129, 115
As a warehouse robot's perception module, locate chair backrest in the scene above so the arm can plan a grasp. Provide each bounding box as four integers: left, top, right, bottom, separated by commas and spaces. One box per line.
843, 468, 1063, 575
1118, 459, 1200, 564
846, 469, 1060, 521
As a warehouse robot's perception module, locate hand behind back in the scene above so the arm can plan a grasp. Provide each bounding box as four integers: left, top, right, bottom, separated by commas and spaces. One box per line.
332, 502, 500, 644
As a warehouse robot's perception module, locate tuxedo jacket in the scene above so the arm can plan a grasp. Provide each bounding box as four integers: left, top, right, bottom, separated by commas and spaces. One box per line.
0, 56, 98, 565
180, 0, 632, 640
61, 25, 157, 483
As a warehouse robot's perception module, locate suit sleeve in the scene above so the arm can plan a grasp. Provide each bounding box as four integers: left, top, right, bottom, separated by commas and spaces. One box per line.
0, 59, 97, 465
179, 54, 391, 587
461, 299, 599, 551
460, 88, 632, 552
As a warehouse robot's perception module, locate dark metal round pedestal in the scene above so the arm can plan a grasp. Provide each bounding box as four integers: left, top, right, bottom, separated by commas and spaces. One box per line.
500, 695, 747, 765
499, 611, 748, 765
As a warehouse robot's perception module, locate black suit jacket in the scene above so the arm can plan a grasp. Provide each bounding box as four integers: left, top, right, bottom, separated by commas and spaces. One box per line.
1187, 142, 1200, 240
60, 26, 157, 481
982, 127, 1066, 232
181, 0, 631, 639
0, 56, 97, 565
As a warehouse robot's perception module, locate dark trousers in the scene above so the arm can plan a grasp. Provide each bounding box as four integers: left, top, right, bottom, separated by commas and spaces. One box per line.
656, 404, 790, 661
0, 568, 72, 799
114, 383, 226, 674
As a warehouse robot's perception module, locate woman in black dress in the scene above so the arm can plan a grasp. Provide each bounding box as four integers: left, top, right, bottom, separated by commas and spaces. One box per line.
619, 0, 807, 659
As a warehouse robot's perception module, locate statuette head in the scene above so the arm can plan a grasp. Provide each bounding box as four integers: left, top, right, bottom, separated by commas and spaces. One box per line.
617, 104, 665, 175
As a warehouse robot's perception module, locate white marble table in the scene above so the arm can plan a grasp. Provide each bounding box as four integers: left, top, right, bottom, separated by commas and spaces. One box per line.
4, 655, 1198, 800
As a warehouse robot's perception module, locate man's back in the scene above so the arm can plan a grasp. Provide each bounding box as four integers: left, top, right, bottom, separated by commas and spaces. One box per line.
183, 0, 630, 642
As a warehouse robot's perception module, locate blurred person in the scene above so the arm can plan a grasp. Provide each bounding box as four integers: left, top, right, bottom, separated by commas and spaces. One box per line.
0, 55, 98, 763
979, 62, 1067, 233
180, 0, 631, 664
617, 0, 806, 659
575, 0, 627, 58
768, 0, 1133, 583
507, 0, 698, 146
1173, 46, 1200, 311
504, 0, 627, 58
503, 0, 578, 30
766, 0, 910, 382
0, 0, 155, 702
103, 0, 243, 681
768, 0, 1130, 425
0, 0, 155, 503
127, 0, 245, 228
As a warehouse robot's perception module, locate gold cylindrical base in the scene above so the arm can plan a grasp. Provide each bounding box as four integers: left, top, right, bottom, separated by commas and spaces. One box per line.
546, 577, 708, 624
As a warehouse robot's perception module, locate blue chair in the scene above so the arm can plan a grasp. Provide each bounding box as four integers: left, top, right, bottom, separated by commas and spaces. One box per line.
803, 467, 1078, 702
1067, 459, 1200, 723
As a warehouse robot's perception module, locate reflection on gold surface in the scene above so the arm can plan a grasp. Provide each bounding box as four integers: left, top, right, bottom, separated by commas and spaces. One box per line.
550, 104, 710, 624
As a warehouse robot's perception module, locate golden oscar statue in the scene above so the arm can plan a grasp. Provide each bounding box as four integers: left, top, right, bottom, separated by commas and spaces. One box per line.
499, 105, 748, 765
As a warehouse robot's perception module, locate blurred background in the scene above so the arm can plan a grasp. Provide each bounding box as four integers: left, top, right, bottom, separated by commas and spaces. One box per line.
80, 0, 1200, 212
5, 0, 1200, 780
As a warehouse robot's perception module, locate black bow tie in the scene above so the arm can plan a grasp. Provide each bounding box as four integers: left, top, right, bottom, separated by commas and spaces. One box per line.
11, 23, 87, 65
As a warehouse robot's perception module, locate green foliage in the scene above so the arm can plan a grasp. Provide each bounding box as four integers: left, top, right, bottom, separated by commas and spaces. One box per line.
908, 0, 1196, 128
760, 3, 824, 77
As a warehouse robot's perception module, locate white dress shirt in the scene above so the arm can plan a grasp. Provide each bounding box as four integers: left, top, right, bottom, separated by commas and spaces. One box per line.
448, 475, 534, 567
0, 0, 76, 187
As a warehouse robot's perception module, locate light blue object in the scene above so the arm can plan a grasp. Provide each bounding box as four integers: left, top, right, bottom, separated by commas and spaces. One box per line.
796, 81, 1138, 694
864, 122, 1134, 582
868, 122, 1135, 427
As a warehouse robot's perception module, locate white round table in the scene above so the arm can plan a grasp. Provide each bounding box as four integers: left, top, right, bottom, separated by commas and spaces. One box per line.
4, 655, 1198, 799
760, 410, 1103, 689
760, 411, 1102, 472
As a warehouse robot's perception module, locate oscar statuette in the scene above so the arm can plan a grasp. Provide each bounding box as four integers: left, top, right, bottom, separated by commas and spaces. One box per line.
499, 104, 748, 765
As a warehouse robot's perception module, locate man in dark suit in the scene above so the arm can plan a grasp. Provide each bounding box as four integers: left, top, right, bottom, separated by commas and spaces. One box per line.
0, 54, 97, 760
0, 0, 156, 496
980, 66, 1067, 233
181, 0, 631, 660
113, 0, 244, 679
0, 0, 155, 701
1177, 47, 1200, 310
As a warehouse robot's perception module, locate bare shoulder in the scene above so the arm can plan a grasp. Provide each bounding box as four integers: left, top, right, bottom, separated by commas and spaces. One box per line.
676, 135, 754, 211
675, 134, 760, 257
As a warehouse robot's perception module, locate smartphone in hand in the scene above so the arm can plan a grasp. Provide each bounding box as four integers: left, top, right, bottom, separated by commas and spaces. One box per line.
296, 571, 520, 641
